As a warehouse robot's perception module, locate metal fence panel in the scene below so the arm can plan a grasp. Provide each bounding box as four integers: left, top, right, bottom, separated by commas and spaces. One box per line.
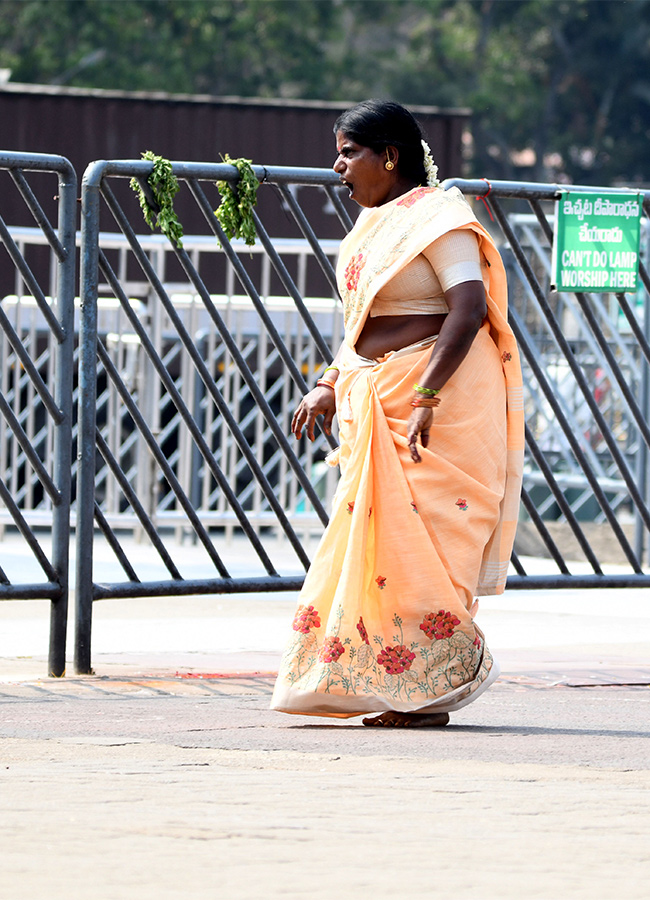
77, 163, 650, 675
76, 161, 347, 673
446, 179, 650, 590
0, 152, 76, 676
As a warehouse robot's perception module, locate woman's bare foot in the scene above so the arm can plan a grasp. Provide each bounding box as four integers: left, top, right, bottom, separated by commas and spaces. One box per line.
362, 711, 450, 728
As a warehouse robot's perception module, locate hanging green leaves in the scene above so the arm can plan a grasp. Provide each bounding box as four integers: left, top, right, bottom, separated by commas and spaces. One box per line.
129, 151, 184, 248
214, 155, 259, 246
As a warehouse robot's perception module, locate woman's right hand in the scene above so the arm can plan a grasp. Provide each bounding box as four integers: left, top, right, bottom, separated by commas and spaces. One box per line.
291, 386, 337, 441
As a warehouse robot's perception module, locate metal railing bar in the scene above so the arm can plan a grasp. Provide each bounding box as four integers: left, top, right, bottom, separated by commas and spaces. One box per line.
97, 327, 284, 582
519, 486, 571, 574
527, 198, 554, 244
0, 390, 60, 504
168, 253, 331, 525
96, 243, 313, 573
0, 562, 9, 584
252, 208, 336, 363
511, 289, 605, 476
0, 478, 59, 583
639, 258, 650, 295
0, 150, 76, 178
524, 424, 603, 573
508, 573, 650, 589
519, 203, 641, 378
0, 305, 61, 423
509, 303, 642, 571
572, 288, 650, 452
92, 574, 306, 600
8, 169, 66, 261
85, 159, 341, 189
323, 184, 355, 232
185, 177, 328, 387
577, 289, 637, 372
512, 258, 638, 450
0, 583, 61, 599
509, 550, 527, 576
491, 194, 650, 534
96, 340, 232, 578
615, 286, 650, 370
99, 178, 330, 526
45, 158, 75, 676
121, 242, 332, 531
446, 178, 650, 202
517, 222, 553, 278
275, 184, 341, 295
0, 215, 65, 341
95, 429, 184, 580
92, 502, 141, 583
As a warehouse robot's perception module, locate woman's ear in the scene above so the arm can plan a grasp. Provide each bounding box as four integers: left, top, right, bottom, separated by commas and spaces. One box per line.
385, 145, 399, 169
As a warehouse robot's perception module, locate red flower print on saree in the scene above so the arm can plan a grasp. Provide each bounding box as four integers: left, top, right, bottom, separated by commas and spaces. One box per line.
356, 617, 370, 645
318, 636, 345, 663
344, 252, 365, 292
396, 187, 429, 208
292, 604, 321, 634
420, 610, 461, 641
377, 645, 416, 675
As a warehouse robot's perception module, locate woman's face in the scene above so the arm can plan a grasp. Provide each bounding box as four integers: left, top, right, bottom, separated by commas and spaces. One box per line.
333, 131, 396, 208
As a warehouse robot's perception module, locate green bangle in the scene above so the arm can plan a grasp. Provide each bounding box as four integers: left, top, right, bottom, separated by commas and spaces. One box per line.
324, 365, 339, 376
413, 382, 440, 396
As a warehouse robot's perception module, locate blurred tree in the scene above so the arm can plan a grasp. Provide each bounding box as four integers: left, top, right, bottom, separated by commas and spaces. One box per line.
0, 0, 648, 185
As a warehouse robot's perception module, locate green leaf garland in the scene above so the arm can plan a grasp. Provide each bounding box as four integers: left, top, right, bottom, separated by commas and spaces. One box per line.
129, 151, 184, 248
214, 155, 259, 246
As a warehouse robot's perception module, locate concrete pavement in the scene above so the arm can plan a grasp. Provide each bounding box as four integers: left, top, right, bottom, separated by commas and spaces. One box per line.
1, 533, 649, 899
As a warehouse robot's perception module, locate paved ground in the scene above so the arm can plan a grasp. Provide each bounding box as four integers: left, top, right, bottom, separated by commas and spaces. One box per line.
1, 535, 649, 899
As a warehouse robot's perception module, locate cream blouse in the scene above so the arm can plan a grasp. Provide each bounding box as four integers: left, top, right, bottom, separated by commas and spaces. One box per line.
369, 229, 483, 317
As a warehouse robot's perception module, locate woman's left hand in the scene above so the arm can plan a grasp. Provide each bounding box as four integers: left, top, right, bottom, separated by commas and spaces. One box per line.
407, 405, 433, 463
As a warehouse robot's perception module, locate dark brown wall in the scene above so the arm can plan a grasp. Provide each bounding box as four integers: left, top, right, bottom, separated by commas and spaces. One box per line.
0, 84, 467, 174
0, 85, 469, 289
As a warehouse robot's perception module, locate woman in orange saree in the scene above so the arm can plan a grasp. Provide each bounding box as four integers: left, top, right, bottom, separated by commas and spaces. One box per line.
271, 101, 524, 726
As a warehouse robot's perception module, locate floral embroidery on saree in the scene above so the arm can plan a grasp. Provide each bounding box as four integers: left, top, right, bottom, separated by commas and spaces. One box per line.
292, 604, 321, 634
420, 610, 461, 640
279, 605, 483, 703
343, 252, 365, 292
396, 186, 430, 208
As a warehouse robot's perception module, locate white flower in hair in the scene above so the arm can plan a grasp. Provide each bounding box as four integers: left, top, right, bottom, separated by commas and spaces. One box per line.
421, 140, 439, 187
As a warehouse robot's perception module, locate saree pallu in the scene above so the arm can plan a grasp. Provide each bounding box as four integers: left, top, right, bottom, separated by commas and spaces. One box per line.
271, 186, 524, 718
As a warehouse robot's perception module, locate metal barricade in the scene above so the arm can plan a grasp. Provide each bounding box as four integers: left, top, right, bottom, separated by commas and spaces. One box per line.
76, 161, 349, 672
446, 178, 650, 590
77, 163, 650, 675
0, 152, 76, 677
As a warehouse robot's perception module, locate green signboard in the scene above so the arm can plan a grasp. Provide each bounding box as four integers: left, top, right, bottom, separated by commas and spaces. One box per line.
551, 191, 642, 293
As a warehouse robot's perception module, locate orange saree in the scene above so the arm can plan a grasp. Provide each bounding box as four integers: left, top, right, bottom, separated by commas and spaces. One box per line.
271, 186, 524, 718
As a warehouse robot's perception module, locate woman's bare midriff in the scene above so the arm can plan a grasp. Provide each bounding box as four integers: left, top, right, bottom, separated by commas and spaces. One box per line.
354, 312, 447, 359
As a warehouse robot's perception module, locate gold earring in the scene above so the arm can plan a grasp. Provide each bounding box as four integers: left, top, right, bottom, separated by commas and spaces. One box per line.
385, 160, 394, 171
